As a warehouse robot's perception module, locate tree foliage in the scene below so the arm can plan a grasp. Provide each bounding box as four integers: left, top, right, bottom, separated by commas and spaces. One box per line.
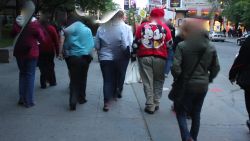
222, 0, 250, 29
78, 0, 118, 12
0, 0, 10, 12
39, 0, 117, 13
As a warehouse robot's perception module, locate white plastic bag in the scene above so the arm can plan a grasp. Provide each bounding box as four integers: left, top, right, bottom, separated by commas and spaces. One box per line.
125, 61, 141, 84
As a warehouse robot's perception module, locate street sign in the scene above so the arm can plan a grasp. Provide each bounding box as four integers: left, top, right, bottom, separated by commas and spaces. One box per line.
149, 0, 162, 5
139, 9, 147, 18
170, 0, 181, 8
124, 0, 129, 10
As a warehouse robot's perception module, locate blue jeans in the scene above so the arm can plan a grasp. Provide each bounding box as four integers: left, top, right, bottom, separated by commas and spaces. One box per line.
165, 48, 174, 75
16, 58, 37, 107
175, 85, 208, 141
100, 59, 129, 103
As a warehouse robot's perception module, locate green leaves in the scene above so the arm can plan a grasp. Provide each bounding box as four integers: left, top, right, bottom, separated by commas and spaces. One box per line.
223, 0, 250, 29
78, 0, 118, 12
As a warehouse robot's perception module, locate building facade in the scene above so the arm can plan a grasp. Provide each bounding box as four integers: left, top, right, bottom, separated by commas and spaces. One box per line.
166, 0, 223, 31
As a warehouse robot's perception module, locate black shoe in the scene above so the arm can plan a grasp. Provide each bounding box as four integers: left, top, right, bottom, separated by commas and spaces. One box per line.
187, 138, 194, 141
103, 103, 109, 112
144, 108, 154, 114
155, 106, 159, 111
247, 120, 250, 131
70, 105, 76, 111
50, 83, 57, 87
117, 93, 122, 98
41, 85, 47, 89
24, 103, 35, 108
116, 89, 122, 99
79, 99, 87, 104
18, 100, 24, 106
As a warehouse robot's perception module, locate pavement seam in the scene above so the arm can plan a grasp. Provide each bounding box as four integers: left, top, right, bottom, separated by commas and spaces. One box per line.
131, 84, 154, 141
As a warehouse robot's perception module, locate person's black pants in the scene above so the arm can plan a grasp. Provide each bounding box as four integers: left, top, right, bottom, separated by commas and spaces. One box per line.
245, 88, 250, 120
116, 58, 129, 94
38, 53, 56, 87
67, 55, 91, 107
175, 85, 208, 141
100, 59, 128, 103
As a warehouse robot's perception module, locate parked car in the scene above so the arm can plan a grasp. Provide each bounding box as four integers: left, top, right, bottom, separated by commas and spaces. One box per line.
209, 31, 226, 42
237, 33, 250, 46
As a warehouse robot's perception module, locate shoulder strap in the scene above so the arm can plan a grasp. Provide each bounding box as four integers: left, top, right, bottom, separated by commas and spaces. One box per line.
187, 47, 207, 81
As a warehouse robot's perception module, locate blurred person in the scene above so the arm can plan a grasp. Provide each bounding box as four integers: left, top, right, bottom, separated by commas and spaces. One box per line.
95, 10, 128, 112
116, 11, 134, 99
60, 12, 94, 111
166, 19, 175, 40
229, 36, 250, 131
171, 20, 220, 141
132, 8, 172, 114
12, 2, 46, 108
164, 19, 175, 77
223, 28, 226, 36
38, 13, 59, 89
238, 28, 243, 37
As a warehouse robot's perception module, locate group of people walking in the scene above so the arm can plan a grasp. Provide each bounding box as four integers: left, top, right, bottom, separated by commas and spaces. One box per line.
12, 2, 250, 141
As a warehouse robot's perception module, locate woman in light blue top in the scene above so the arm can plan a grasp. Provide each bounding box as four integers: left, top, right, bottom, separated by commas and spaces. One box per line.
95, 10, 130, 112
60, 13, 94, 111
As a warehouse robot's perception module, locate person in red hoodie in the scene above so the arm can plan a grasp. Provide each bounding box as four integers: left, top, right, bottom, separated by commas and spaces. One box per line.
132, 8, 172, 114
38, 13, 59, 89
13, 6, 45, 108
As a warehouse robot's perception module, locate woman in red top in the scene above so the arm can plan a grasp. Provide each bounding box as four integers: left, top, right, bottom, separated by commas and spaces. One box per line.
38, 13, 59, 89
13, 10, 46, 108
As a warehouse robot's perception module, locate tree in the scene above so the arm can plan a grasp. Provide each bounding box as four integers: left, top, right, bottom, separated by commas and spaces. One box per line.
222, 0, 250, 30
78, 0, 118, 15
38, 0, 118, 20
38, 0, 75, 19
0, 0, 11, 12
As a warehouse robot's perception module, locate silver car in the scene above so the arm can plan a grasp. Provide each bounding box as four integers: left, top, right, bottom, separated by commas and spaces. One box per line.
209, 31, 226, 42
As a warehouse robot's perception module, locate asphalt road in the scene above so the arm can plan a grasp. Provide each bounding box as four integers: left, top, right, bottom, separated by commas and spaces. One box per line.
0, 40, 249, 141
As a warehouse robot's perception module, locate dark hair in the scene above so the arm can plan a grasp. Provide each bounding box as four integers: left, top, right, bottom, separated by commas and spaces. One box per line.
141, 18, 149, 24
113, 10, 124, 19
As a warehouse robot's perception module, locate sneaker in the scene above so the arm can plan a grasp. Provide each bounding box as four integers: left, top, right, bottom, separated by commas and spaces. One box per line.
144, 108, 154, 114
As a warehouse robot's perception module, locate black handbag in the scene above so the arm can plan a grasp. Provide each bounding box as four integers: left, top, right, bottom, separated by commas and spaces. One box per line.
236, 65, 250, 89
168, 48, 207, 104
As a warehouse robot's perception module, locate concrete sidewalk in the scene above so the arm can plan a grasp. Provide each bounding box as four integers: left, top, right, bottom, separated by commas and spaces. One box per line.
0, 58, 250, 141
0, 60, 151, 141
